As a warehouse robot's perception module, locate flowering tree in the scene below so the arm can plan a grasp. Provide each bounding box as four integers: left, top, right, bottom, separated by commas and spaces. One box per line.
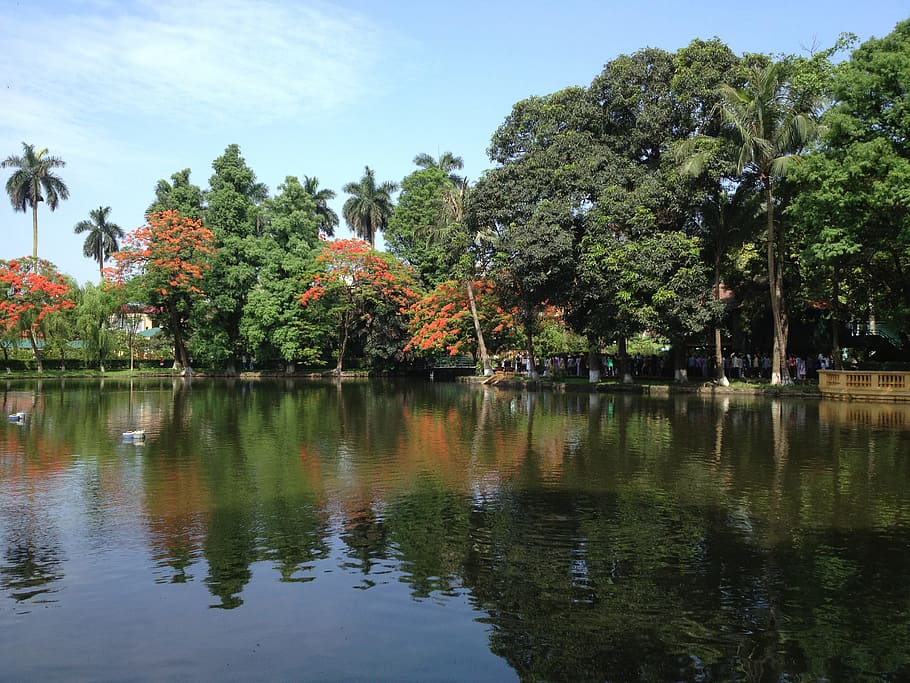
0, 257, 75, 371
406, 279, 517, 360
301, 239, 420, 373
110, 210, 215, 371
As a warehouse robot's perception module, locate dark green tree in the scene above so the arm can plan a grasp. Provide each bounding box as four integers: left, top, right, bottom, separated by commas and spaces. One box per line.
147, 168, 204, 220
197, 144, 268, 372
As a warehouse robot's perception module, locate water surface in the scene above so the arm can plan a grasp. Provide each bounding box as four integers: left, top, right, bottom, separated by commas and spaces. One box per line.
1, 379, 909, 681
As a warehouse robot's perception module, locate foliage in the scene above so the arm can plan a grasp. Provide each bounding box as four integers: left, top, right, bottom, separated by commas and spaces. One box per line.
196, 144, 269, 369
301, 239, 420, 371
0, 257, 75, 332
342, 166, 398, 247
73, 206, 124, 280
111, 210, 215, 369
2, 142, 69, 261
239, 176, 323, 366
147, 168, 204, 220
406, 279, 516, 358
385, 167, 453, 286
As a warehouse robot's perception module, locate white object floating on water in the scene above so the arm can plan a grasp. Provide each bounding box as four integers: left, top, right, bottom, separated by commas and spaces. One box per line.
122, 430, 146, 441
8, 411, 26, 423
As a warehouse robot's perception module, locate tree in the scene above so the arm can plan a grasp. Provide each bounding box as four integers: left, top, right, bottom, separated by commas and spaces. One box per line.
240, 176, 324, 370
74, 282, 118, 371
385, 167, 452, 287
715, 61, 825, 384
73, 206, 125, 281
303, 176, 339, 237
2, 142, 69, 262
199, 144, 268, 372
0, 257, 75, 372
407, 279, 516, 361
342, 166, 398, 248
300, 239, 419, 373
111, 210, 215, 371
790, 21, 910, 348
413, 151, 464, 184
148, 168, 204, 220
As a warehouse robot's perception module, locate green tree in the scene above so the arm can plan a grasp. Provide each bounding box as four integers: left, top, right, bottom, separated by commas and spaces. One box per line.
413, 151, 465, 184
74, 282, 118, 371
2, 142, 69, 262
385, 167, 452, 286
715, 61, 825, 384
147, 168, 204, 220
240, 176, 324, 370
790, 21, 910, 347
199, 144, 268, 372
302, 175, 339, 237
342, 166, 398, 248
73, 206, 124, 281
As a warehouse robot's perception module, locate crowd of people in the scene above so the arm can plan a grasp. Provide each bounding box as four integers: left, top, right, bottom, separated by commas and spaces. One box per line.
499, 350, 841, 381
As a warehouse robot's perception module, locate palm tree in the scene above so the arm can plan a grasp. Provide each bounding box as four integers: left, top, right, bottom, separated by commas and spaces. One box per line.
303, 175, 339, 236
716, 62, 822, 385
73, 206, 124, 280
413, 151, 465, 185
342, 166, 398, 248
2, 142, 69, 262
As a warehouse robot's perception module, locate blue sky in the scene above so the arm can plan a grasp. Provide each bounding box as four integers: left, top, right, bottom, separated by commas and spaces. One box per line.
2, 0, 908, 285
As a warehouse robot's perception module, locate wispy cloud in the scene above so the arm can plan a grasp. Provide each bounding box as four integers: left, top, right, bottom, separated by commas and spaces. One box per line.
2, 0, 385, 134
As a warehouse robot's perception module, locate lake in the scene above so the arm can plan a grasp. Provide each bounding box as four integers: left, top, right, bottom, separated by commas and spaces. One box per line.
1, 378, 909, 681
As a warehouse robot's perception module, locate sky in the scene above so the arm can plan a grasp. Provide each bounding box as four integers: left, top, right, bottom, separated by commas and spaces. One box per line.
2, 0, 908, 285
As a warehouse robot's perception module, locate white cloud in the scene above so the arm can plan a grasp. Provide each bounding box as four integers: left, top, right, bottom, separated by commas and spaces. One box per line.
1, 0, 385, 132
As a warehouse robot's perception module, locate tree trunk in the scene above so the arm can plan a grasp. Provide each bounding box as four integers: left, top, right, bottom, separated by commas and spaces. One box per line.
618, 337, 633, 384
525, 330, 538, 379
587, 347, 601, 384
32, 202, 39, 263
28, 329, 43, 373
167, 302, 191, 371
766, 182, 791, 385
466, 279, 493, 376
674, 343, 688, 383
335, 309, 352, 375
714, 262, 729, 386
831, 268, 842, 370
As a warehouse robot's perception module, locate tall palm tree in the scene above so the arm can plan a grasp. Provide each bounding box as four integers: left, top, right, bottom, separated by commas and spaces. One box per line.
342, 166, 398, 248
303, 175, 339, 236
2, 142, 69, 262
413, 151, 465, 185
73, 206, 124, 280
717, 62, 821, 385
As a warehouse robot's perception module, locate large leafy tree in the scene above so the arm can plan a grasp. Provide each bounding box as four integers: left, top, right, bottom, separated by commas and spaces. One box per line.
385, 167, 452, 287
73, 206, 124, 281
111, 210, 215, 371
199, 144, 268, 371
790, 20, 910, 349
0, 257, 75, 372
300, 239, 419, 373
241, 176, 324, 369
342, 166, 398, 248
2, 142, 69, 262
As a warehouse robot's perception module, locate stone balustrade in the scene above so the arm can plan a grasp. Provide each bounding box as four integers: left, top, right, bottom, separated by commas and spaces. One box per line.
818, 370, 910, 401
